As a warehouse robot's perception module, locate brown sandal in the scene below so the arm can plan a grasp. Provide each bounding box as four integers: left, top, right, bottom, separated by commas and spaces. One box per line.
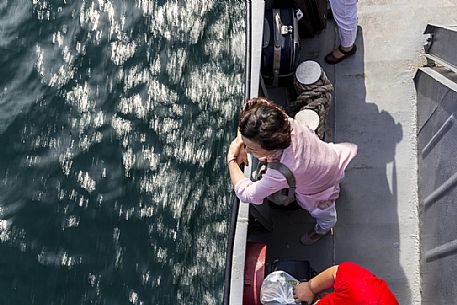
300, 229, 329, 245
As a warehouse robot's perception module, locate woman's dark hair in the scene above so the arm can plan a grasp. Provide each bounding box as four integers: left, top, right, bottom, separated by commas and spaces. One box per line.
239, 97, 291, 150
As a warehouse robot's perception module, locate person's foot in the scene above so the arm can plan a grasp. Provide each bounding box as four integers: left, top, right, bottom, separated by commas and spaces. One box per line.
300, 229, 329, 245
324, 44, 357, 65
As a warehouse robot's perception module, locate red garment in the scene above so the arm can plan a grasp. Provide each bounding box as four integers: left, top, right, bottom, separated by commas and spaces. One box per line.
318, 262, 399, 305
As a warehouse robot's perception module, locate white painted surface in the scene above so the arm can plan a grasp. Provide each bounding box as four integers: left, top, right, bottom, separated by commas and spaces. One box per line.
228, 202, 249, 305
229, 0, 264, 303
249, 0, 265, 98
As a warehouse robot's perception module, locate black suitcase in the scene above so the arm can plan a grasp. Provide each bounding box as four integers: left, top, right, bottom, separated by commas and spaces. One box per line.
266, 259, 317, 282
261, 8, 300, 86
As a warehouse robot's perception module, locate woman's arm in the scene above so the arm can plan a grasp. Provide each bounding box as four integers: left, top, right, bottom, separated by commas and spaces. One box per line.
227, 137, 288, 204
293, 265, 338, 304
228, 158, 246, 186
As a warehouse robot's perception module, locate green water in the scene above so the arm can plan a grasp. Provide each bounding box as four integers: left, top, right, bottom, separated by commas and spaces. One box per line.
0, 0, 244, 304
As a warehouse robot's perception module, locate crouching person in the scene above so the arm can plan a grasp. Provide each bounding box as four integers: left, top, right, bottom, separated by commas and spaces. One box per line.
227, 97, 357, 244
293, 262, 399, 304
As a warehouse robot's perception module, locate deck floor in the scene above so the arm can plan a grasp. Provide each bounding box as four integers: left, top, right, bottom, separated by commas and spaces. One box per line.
298, 16, 419, 304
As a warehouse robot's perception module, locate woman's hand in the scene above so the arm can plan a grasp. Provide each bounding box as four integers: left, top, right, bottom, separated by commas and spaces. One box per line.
293, 281, 315, 304
227, 135, 248, 166
236, 140, 249, 166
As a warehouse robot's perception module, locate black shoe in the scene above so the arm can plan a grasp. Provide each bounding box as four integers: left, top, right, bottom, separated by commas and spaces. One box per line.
324, 44, 357, 65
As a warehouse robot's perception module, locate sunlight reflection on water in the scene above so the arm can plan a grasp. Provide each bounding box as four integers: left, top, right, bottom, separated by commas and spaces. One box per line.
0, 0, 245, 304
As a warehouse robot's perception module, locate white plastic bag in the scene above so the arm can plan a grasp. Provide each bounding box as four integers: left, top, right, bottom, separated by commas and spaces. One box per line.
260, 271, 299, 305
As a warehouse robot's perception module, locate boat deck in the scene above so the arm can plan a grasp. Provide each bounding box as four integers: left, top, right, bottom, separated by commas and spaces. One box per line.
229, 2, 457, 305
250, 12, 422, 303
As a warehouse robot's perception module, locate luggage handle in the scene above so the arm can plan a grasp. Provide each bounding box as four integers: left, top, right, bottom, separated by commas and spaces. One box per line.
274, 12, 293, 47
274, 12, 282, 48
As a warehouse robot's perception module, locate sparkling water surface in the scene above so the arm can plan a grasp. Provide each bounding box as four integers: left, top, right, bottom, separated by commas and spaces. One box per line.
0, 0, 244, 304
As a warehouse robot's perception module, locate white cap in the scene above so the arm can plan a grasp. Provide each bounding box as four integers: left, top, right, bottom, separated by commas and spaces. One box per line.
295, 109, 320, 131
295, 60, 321, 85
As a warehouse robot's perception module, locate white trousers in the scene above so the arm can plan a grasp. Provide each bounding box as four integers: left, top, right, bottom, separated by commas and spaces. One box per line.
329, 0, 358, 48
309, 202, 337, 234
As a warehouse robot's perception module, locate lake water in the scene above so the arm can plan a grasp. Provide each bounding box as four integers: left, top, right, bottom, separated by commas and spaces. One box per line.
0, 0, 244, 304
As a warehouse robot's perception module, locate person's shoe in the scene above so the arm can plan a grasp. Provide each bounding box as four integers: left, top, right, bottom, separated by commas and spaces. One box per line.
324, 44, 357, 65
299, 229, 329, 245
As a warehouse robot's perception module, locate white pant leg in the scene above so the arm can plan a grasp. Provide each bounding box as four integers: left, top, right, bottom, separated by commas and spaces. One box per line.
329, 0, 358, 48
309, 202, 337, 234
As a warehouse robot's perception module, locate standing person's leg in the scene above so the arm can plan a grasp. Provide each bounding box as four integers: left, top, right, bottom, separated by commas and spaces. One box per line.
300, 201, 337, 245
325, 0, 358, 64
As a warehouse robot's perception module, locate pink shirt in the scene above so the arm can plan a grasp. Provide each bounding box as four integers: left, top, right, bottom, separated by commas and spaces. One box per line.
234, 119, 357, 211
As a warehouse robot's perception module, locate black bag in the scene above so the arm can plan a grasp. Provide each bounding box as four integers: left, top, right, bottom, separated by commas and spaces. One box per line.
265, 0, 328, 38
296, 0, 328, 38
266, 259, 317, 282
261, 8, 300, 86
253, 160, 297, 207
